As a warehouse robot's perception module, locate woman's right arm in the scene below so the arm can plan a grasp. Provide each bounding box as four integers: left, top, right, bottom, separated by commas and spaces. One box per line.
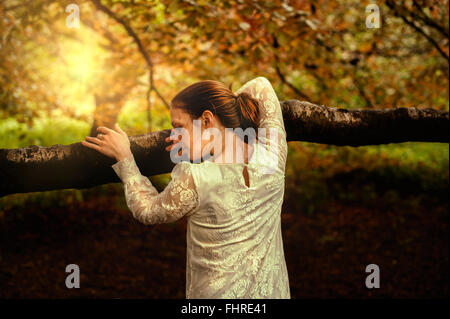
235, 76, 287, 169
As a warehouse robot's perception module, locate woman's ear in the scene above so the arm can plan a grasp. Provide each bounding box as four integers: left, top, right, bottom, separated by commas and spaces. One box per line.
201, 110, 215, 128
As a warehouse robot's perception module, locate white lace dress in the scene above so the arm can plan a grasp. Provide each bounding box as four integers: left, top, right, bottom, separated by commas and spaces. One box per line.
112, 76, 290, 299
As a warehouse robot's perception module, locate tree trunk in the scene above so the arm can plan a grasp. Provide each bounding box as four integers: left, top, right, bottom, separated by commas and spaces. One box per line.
89, 93, 124, 137
0, 101, 448, 197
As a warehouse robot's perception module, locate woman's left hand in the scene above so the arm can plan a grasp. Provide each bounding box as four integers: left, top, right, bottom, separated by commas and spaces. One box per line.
81, 123, 132, 162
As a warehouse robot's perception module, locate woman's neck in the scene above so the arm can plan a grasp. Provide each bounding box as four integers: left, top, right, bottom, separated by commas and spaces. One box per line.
211, 129, 253, 164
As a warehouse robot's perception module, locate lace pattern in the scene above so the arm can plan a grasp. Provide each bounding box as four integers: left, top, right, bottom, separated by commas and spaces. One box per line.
112, 155, 199, 224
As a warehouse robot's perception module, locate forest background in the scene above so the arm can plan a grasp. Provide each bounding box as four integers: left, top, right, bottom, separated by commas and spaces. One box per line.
0, 0, 448, 298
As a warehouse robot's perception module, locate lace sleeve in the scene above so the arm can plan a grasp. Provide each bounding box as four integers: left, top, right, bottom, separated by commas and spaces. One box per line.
235, 76, 288, 169
111, 154, 199, 225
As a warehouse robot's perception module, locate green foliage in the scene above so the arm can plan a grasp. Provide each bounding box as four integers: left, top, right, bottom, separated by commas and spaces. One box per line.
285, 141, 449, 215
0, 116, 89, 148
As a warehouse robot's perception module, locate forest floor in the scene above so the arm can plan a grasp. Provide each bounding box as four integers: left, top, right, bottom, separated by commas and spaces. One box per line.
0, 185, 448, 298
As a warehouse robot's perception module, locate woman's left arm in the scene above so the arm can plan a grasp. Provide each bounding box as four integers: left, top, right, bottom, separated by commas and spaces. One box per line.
81, 123, 199, 224
111, 156, 199, 225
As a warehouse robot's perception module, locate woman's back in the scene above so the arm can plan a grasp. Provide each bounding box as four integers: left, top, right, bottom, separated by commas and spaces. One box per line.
184, 146, 289, 298
183, 77, 289, 298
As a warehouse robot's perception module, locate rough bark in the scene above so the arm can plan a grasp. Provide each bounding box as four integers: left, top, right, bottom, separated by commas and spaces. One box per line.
282, 101, 449, 145
0, 101, 448, 197
89, 93, 123, 137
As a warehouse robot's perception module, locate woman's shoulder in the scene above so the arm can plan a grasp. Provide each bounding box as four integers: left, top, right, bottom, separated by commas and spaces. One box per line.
170, 161, 197, 181
175, 160, 238, 183
171, 160, 216, 183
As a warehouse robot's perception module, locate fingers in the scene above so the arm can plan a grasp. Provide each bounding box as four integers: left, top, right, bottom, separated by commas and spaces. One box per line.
81, 139, 102, 152
165, 135, 182, 152
165, 136, 170, 151
96, 126, 115, 135
165, 142, 178, 152
84, 136, 103, 145
165, 133, 182, 143
114, 123, 127, 136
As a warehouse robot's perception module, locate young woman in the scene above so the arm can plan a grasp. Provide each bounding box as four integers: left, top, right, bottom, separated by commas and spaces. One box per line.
81, 76, 290, 298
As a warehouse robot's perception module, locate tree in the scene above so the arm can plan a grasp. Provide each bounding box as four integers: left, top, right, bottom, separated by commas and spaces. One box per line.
1, 0, 448, 197
0, 100, 447, 198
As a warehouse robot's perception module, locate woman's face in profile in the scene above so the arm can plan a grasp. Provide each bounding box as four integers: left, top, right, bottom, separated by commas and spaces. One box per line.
169, 106, 223, 162
169, 106, 198, 161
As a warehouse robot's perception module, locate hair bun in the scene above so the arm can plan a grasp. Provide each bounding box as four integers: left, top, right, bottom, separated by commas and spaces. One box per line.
235, 92, 244, 104
234, 92, 261, 131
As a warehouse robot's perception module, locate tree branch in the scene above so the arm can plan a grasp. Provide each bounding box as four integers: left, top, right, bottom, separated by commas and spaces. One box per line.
89, 0, 170, 130
386, 0, 449, 62
274, 60, 312, 102
411, 0, 449, 38
271, 34, 312, 102
1, 101, 448, 197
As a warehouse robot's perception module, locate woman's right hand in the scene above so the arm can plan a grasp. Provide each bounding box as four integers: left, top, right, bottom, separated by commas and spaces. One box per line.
81, 123, 132, 162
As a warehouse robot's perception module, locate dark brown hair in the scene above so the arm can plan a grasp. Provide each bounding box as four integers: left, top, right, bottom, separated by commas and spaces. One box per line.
171, 80, 261, 137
